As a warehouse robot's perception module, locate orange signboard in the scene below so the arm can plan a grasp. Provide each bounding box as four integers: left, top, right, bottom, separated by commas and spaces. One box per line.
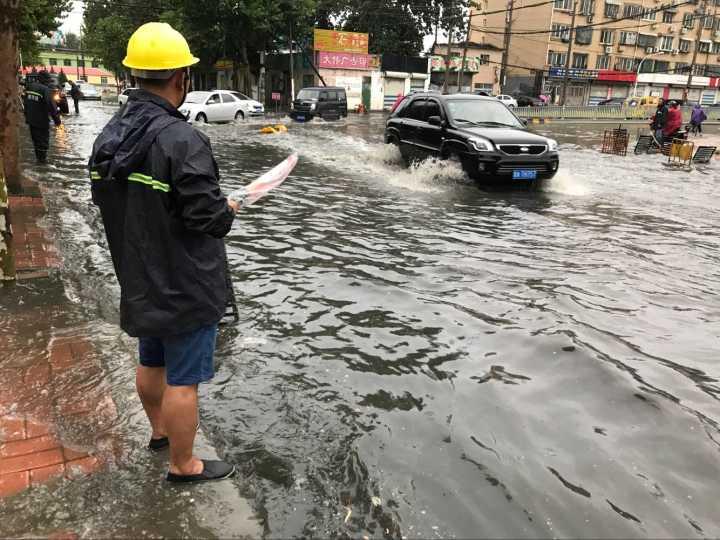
314, 29, 369, 54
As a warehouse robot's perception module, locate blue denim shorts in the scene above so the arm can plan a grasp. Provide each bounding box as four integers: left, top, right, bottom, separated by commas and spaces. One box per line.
138, 324, 218, 386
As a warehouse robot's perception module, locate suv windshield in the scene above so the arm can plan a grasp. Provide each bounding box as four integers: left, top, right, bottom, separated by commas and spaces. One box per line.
297, 89, 320, 100
447, 100, 523, 128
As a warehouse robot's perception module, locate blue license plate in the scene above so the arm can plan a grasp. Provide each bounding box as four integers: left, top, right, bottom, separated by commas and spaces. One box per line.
513, 169, 537, 180
296, 115, 305, 121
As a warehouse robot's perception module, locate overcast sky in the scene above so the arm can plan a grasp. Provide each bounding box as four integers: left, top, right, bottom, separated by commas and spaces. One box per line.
57, 2, 442, 51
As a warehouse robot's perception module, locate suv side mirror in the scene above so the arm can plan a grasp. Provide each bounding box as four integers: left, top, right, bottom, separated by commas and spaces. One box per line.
428, 115, 443, 127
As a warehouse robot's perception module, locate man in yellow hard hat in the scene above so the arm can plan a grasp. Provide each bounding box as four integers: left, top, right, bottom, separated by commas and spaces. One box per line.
89, 22, 241, 483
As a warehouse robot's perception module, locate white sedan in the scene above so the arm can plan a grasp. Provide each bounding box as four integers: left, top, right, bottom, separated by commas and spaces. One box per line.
179, 90, 264, 123
495, 94, 518, 108
118, 87, 138, 106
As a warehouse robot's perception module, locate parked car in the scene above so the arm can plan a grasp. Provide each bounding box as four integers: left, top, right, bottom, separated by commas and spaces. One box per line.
385, 92, 559, 183
513, 94, 545, 107
179, 90, 264, 123
290, 86, 348, 121
76, 81, 101, 100
118, 87, 138, 106
495, 94, 519, 108
474, 90, 492, 97
596, 97, 639, 107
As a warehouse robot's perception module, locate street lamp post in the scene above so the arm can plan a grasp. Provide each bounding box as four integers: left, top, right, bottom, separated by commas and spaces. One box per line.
632, 51, 665, 98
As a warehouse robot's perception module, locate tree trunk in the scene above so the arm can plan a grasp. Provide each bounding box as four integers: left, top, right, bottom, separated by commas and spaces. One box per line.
0, 0, 22, 193
0, 153, 16, 281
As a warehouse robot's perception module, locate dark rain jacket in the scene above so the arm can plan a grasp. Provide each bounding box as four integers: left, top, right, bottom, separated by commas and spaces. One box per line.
88, 90, 235, 337
23, 81, 61, 128
651, 104, 668, 130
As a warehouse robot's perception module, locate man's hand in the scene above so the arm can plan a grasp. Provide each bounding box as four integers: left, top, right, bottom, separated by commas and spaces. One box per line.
227, 198, 241, 213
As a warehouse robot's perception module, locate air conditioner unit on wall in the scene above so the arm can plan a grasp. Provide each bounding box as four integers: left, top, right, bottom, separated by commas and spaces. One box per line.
672, 48, 679, 54
646, 46, 656, 53
681, 27, 688, 33
587, 14, 594, 22
605, 45, 613, 53
651, 23, 658, 29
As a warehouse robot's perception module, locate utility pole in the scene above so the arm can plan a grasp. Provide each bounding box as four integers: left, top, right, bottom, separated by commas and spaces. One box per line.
0, 0, 21, 191
288, 20, 295, 103
684, 0, 708, 101
457, 6, 473, 91
79, 28, 86, 81
499, 0, 514, 94
560, 0, 578, 106
442, 2, 456, 94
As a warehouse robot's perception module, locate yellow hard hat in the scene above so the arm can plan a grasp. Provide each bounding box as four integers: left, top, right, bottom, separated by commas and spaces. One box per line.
122, 22, 199, 78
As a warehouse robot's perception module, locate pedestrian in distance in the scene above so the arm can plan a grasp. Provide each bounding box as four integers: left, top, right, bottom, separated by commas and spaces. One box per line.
689, 104, 707, 137
663, 100, 683, 142
88, 22, 243, 484
650, 97, 668, 146
69, 81, 82, 114
22, 70, 62, 164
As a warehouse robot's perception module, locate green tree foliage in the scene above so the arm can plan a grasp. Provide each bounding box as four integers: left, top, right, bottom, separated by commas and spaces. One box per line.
19, 0, 71, 64
63, 31, 80, 49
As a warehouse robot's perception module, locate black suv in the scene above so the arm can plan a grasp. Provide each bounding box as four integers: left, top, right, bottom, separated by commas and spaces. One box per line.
290, 86, 348, 121
385, 93, 559, 183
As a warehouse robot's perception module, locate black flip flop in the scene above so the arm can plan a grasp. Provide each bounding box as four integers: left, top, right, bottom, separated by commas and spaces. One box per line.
166, 460, 236, 484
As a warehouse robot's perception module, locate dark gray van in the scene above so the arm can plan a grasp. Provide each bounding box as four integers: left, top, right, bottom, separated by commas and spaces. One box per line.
290, 86, 348, 121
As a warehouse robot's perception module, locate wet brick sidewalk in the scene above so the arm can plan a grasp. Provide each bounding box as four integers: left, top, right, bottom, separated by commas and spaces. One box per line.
1, 179, 118, 500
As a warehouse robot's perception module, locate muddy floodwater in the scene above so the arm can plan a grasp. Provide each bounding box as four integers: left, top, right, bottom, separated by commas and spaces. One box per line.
2, 103, 719, 539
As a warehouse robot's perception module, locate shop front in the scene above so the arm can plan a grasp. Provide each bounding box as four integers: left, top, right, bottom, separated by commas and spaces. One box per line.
588, 70, 637, 104
635, 74, 720, 104
543, 67, 597, 105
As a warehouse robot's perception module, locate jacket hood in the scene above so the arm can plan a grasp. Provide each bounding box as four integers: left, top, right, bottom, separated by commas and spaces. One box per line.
89, 90, 184, 181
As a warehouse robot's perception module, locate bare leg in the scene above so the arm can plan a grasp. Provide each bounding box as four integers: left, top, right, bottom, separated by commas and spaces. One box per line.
136, 366, 167, 439
163, 384, 203, 475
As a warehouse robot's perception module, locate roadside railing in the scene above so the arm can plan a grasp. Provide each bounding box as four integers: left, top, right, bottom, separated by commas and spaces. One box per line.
514, 105, 720, 122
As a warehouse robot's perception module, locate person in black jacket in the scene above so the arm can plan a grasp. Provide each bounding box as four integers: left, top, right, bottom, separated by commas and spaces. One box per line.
23, 70, 61, 163
650, 98, 668, 144
69, 81, 82, 114
89, 22, 242, 484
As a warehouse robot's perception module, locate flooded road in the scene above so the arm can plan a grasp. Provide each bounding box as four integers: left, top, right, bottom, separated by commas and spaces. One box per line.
5, 103, 720, 538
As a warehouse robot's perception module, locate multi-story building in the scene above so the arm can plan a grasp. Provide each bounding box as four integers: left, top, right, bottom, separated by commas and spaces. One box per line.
20, 46, 118, 90
471, 0, 720, 104
430, 42, 504, 94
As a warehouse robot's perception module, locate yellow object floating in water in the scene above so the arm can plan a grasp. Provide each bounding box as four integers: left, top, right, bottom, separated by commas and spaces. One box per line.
260, 124, 288, 134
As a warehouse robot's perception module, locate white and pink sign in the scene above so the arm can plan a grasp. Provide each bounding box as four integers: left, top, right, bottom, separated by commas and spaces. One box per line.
318, 52, 378, 71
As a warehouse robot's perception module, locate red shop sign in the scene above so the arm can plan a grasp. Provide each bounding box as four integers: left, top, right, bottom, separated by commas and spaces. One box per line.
597, 70, 637, 83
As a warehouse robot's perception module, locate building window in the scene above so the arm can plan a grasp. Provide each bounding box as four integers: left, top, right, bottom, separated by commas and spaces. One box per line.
572, 53, 588, 68
551, 23, 570, 41
604, 2, 619, 18
623, 4, 643, 19
679, 39, 691, 52
660, 36, 674, 51
554, 0, 572, 10
548, 50, 567, 66
654, 60, 669, 73
698, 40, 711, 52
600, 30, 614, 44
100, 76, 108, 84
619, 31, 638, 45
703, 15, 714, 29
641, 7, 656, 21
675, 62, 689, 73
596, 55, 611, 69
63, 59, 71, 66
713, 41, 720, 54
682, 13, 694, 28
662, 10, 675, 22
580, 0, 595, 15
692, 64, 705, 75
637, 34, 658, 48
575, 26, 593, 44
48, 58, 57, 66
705, 65, 720, 76
615, 57, 639, 71
92, 60, 100, 68
639, 60, 655, 73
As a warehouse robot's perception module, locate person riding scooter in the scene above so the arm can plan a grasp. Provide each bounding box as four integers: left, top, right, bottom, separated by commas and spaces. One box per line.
662, 101, 682, 142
